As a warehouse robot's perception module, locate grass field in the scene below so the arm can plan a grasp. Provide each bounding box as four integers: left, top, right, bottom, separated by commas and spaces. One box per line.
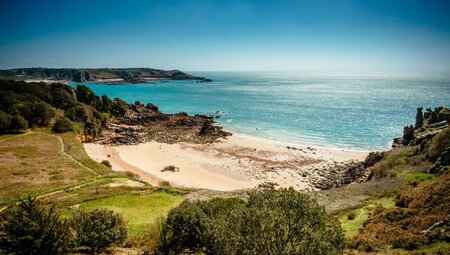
63, 191, 184, 236
58, 132, 111, 175
0, 130, 186, 239
0, 132, 102, 205
340, 197, 396, 238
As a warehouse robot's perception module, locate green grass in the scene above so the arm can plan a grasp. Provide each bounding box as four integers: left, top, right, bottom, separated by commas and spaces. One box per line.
388, 241, 450, 254
340, 208, 370, 238
0, 132, 96, 205
58, 132, 111, 175
369, 197, 396, 208
67, 191, 184, 236
402, 172, 434, 183
340, 197, 396, 238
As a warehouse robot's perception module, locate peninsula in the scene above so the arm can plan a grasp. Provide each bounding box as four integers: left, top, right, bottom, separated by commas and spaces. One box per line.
0, 67, 209, 84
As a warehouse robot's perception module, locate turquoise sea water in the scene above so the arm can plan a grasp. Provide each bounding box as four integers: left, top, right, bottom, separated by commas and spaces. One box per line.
78, 72, 450, 151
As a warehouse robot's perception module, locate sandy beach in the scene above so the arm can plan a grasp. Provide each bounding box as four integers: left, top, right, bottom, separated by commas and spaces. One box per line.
84, 135, 367, 191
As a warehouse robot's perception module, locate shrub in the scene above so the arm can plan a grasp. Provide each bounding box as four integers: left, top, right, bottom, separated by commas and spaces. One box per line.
0, 197, 74, 255
0, 110, 11, 132
347, 211, 357, 220
51, 87, 76, 110
101, 160, 112, 168
350, 171, 450, 252
31, 101, 56, 126
52, 116, 73, 133
159, 180, 171, 187
159, 201, 209, 253
158, 188, 344, 255
9, 114, 28, 131
70, 209, 127, 253
161, 165, 179, 172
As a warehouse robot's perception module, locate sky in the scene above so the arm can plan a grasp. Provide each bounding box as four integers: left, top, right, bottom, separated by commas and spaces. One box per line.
0, 0, 450, 75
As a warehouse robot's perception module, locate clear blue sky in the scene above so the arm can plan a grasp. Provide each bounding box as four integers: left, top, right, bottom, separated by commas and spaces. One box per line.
1, 0, 450, 74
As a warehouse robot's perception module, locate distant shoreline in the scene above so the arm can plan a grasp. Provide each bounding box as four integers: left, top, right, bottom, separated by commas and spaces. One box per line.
0, 67, 210, 84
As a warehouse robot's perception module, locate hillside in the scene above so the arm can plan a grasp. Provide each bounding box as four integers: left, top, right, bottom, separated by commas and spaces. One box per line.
0, 78, 448, 254
0, 67, 209, 83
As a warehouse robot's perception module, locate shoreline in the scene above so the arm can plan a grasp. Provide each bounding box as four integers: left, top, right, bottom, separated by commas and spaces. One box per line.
229, 132, 377, 153
84, 134, 368, 191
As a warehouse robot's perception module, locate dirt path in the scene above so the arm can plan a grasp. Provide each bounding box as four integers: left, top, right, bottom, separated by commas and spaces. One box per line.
0, 132, 103, 212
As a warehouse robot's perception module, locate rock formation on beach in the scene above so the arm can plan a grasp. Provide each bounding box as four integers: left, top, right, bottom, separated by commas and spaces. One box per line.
96, 101, 230, 145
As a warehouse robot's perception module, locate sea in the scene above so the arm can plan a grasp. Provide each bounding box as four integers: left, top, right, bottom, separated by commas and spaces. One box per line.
76, 72, 450, 151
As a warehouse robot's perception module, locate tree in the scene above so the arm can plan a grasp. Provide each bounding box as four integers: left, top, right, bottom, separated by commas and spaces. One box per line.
159, 188, 344, 255
111, 98, 128, 117
52, 116, 73, 133
9, 114, 28, 131
0, 197, 74, 255
0, 110, 11, 132
70, 209, 127, 253
51, 88, 76, 110
75, 85, 101, 108
31, 101, 55, 126
101, 95, 114, 112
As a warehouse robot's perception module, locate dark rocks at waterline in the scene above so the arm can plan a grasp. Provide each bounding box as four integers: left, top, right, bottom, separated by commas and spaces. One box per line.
97, 103, 230, 145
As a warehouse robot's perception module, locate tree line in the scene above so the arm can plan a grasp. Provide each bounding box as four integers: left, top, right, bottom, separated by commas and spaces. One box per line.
0, 79, 128, 139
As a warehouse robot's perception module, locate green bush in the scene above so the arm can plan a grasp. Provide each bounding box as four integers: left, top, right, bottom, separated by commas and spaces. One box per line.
70, 209, 127, 253
31, 101, 56, 126
158, 188, 344, 255
0, 197, 74, 255
9, 114, 28, 131
101, 160, 112, 168
52, 116, 73, 133
0, 110, 11, 132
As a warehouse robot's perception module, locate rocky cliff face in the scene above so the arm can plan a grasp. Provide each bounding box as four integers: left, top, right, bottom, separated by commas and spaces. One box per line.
394, 107, 450, 147
96, 101, 230, 145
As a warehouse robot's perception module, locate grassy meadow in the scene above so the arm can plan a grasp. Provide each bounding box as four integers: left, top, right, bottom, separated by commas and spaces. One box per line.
0, 131, 186, 240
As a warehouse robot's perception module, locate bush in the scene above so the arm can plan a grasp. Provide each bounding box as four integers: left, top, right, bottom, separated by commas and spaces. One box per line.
0, 110, 11, 132
0, 197, 74, 255
347, 211, 357, 220
101, 160, 112, 168
31, 101, 56, 126
70, 209, 127, 253
161, 165, 179, 172
52, 116, 73, 133
9, 114, 28, 131
158, 188, 344, 255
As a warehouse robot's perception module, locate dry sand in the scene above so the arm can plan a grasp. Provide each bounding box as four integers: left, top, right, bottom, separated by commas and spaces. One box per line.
84, 135, 367, 191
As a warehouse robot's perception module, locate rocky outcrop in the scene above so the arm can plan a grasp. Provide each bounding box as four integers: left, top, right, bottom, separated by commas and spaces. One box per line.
96, 102, 230, 145
311, 162, 369, 190
364, 151, 385, 167
393, 107, 450, 148
415, 107, 423, 129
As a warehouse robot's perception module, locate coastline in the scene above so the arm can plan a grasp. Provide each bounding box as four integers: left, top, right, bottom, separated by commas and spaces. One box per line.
84, 134, 367, 191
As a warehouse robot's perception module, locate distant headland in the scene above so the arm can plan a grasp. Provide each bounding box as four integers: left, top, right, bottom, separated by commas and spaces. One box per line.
0, 67, 211, 84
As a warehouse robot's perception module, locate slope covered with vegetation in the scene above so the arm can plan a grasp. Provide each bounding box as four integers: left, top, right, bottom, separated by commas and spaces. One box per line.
0, 67, 206, 83
0, 78, 448, 254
